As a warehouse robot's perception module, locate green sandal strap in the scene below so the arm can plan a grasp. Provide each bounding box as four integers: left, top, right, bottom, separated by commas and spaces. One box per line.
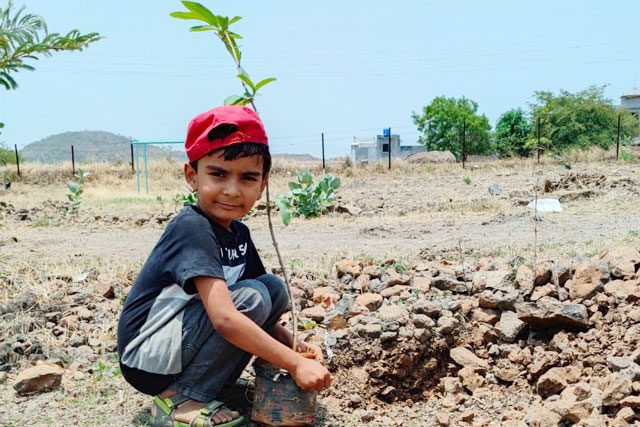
153, 394, 192, 416
189, 401, 244, 427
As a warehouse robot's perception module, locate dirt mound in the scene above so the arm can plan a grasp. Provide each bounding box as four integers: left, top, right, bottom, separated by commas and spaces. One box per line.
406, 151, 456, 164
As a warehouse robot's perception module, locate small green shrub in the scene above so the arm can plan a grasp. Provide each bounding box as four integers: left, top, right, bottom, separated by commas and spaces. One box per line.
0, 142, 16, 166
277, 170, 341, 225
173, 192, 197, 210
463, 176, 472, 185
620, 150, 635, 164
61, 170, 90, 216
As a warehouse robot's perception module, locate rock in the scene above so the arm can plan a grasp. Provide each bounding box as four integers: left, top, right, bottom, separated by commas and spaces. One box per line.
494, 365, 520, 383
335, 260, 362, 278
68, 332, 86, 347
472, 307, 500, 325
549, 331, 570, 352
620, 395, 640, 408
523, 405, 561, 427
354, 323, 382, 339
473, 270, 510, 291
380, 285, 410, 298
517, 296, 590, 331
406, 150, 456, 164
550, 397, 596, 424
458, 366, 485, 392
412, 299, 441, 318
300, 306, 326, 322
604, 279, 639, 301
534, 263, 553, 287
459, 410, 475, 422
377, 305, 410, 325
0, 371, 7, 385
382, 268, 410, 287
478, 289, 518, 311
59, 315, 79, 330
495, 311, 526, 343
413, 276, 431, 292
537, 366, 568, 397
530, 283, 556, 302
515, 265, 535, 296
567, 261, 610, 300
602, 375, 632, 406
602, 246, 640, 279
13, 362, 64, 395
615, 406, 636, 423
450, 347, 489, 371
608, 356, 633, 372
529, 351, 560, 377
74, 307, 95, 321
312, 287, 340, 304
435, 412, 450, 426
431, 275, 469, 293
94, 282, 115, 299
488, 184, 502, 196
354, 293, 382, 311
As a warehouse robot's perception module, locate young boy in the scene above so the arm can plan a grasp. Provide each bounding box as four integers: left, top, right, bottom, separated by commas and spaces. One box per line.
117, 106, 332, 427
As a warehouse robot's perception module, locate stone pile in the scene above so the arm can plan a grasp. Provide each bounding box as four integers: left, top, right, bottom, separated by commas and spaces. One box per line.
288, 246, 640, 425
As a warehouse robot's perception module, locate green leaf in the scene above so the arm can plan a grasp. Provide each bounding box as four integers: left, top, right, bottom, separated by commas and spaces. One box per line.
229, 16, 242, 24
253, 77, 277, 92
169, 11, 201, 21
288, 181, 302, 190
67, 181, 79, 193
224, 95, 244, 105
180, 1, 220, 26
237, 72, 255, 91
276, 199, 291, 226
189, 25, 219, 32
298, 170, 313, 185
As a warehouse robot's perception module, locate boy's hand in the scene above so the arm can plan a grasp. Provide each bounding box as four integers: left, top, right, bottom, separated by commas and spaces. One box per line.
297, 341, 324, 364
291, 357, 332, 391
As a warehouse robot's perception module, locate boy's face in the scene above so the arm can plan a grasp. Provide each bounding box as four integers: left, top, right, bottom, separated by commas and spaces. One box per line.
184, 152, 267, 230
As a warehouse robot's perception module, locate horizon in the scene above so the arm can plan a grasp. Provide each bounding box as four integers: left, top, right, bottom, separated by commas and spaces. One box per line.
2, 1, 639, 158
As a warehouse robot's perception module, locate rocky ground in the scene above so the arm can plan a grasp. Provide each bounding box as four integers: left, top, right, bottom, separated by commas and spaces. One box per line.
1, 158, 639, 426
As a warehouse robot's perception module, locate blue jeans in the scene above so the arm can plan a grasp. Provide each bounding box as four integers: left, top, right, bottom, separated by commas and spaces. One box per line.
171, 274, 289, 402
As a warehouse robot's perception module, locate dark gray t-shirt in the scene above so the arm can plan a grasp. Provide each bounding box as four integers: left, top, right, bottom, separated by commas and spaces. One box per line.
117, 204, 265, 374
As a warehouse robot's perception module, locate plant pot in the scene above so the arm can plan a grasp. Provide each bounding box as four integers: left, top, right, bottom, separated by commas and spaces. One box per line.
251, 358, 318, 426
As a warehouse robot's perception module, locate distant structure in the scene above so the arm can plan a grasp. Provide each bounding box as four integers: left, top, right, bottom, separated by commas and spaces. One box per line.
621, 87, 640, 120
350, 134, 426, 164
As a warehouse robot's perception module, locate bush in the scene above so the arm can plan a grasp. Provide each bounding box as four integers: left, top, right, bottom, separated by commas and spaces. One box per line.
277, 170, 341, 225
0, 143, 16, 166
494, 108, 532, 157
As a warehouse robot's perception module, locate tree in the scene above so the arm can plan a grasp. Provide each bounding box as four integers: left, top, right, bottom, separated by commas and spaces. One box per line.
412, 96, 492, 159
494, 108, 532, 157
0, 0, 101, 133
529, 85, 640, 152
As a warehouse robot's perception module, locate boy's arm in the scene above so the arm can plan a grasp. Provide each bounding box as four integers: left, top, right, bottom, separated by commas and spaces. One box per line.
195, 276, 331, 391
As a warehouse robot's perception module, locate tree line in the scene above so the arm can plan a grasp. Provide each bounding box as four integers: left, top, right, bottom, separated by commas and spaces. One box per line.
412, 85, 640, 159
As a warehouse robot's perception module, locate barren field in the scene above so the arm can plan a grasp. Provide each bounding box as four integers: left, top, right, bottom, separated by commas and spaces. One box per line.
1, 153, 639, 426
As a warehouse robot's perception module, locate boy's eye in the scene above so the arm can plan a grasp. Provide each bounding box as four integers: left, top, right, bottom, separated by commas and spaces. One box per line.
242, 175, 258, 181
209, 171, 225, 178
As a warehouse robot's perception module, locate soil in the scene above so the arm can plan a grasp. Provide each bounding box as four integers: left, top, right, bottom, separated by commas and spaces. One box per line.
0, 158, 639, 426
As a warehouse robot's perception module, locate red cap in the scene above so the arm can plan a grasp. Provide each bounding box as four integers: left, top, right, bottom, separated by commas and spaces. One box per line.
185, 105, 268, 162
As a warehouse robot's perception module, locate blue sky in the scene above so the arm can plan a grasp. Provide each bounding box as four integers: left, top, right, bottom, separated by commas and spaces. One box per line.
2, 1, 639, 158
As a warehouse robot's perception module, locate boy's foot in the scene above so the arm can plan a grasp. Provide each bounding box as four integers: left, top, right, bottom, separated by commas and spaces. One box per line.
171, 399, 240, 425
153, 393, 243, 427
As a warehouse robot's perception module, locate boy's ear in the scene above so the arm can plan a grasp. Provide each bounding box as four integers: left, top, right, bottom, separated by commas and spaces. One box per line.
184, 162, 197, 192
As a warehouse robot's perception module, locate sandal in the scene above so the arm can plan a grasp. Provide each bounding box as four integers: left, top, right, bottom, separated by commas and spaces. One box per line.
151, 394, 245, 427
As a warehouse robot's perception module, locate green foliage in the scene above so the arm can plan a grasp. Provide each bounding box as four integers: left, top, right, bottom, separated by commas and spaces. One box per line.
619, 150, 635, 164
0, 142, 15, 165
171, 1, 276, 107
412, 96, 492, 160
93, 354, 121, 380
463, 176, 472, 185
494, 108, 532, 157
529, 85, 640, 152
61, 169, 90, 216
173, 191, 198, 209
0, 0, 101, 91
277, 171, 341, 225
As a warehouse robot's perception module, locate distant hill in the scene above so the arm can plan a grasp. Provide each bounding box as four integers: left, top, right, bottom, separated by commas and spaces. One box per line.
272, 153, 319, 162
21, 131, 185, 163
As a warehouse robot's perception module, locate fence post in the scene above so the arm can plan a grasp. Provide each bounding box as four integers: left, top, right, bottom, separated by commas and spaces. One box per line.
321, 133, 325, 172
130, 142, 135, 172
537, 117, 541, 164
616, 114, 621, 159
71, 145, 76, 175
462, 120, 467, 169
14, 144, 20, 177
388, 127, 391, 170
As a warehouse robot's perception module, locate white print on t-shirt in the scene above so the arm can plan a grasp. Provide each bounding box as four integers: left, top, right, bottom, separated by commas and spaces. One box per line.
220, 243, 248, 261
